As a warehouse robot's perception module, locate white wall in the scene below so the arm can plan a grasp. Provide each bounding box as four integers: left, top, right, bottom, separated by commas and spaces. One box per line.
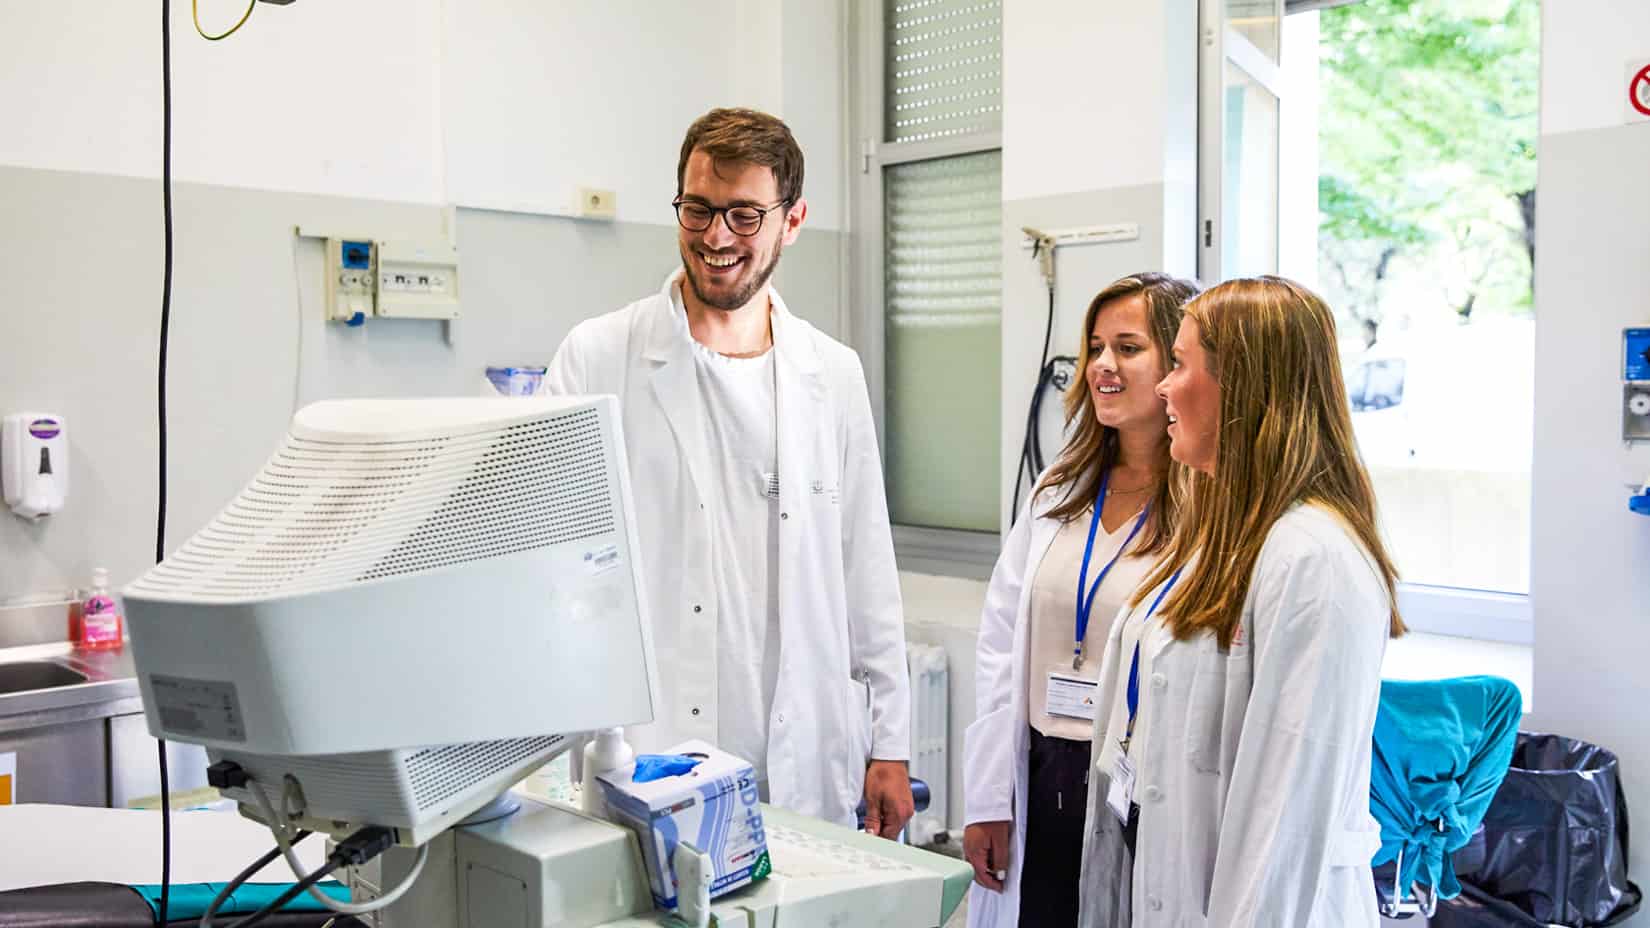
0, 1, 845, 226
1540, 5, 1650, 136
1529, 3, 1650, 919
443, 0, 845, 229
778, 0, 849, 233
442, 1, 843, 228
1002, 0, 1174, 200
998, 0, 1198, 525
0, 1, 444, 202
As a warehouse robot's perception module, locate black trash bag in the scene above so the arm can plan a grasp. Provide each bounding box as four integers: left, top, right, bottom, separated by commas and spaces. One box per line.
1431, 880, 1642, 927
1436, 731, 1641, 927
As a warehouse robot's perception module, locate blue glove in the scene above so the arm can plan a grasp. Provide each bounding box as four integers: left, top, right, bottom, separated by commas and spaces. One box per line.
632, 754, 703, 783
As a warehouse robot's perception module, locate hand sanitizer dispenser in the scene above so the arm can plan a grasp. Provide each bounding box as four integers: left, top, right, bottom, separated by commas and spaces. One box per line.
2, 413, 68, 521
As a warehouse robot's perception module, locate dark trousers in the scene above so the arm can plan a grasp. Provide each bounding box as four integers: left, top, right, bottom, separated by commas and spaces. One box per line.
1019, 726, 1093, 928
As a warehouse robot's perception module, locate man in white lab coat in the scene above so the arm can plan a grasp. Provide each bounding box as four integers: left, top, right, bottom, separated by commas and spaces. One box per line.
545, 108, 914, 835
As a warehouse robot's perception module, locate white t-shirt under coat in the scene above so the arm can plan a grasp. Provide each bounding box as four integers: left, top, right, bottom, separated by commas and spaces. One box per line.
672, 285, 782, 790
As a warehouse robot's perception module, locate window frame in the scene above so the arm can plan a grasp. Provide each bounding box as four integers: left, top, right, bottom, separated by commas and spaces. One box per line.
848, 0, 1004, 578
1398, 584, 1531, 645
1199, 1, 1535, 642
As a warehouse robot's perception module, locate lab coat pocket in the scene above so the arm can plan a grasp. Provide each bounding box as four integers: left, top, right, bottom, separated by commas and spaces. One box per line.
845, 676, 873, 765
1185, 647, 1239, 775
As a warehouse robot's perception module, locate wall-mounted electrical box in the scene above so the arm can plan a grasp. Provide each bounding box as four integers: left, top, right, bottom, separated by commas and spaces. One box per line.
376, 240, 461, 320
324, 238, 375, 326
1624, 328, 1650, 441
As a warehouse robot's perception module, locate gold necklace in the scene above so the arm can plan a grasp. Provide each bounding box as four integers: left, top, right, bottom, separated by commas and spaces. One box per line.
1104, 483, 1155, 496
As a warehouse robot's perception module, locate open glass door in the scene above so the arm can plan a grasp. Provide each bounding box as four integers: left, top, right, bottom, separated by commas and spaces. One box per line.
1199, 0, 1284, 282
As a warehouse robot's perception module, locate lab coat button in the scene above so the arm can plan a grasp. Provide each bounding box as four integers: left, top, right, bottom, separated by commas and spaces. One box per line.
1147, 895, 1163, 911
780, 512, 789, 520
1151, 673, 1167, 689
691, 707, 701, 717
693, 604, 703, 613
1144, 785, 1162, 803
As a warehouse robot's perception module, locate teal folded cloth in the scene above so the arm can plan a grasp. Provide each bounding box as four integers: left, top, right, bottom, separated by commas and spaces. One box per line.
130, 880, 351, 919
1370, 675, 1522, 901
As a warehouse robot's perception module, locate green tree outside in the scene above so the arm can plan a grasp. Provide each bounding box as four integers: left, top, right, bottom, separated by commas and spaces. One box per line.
1318, 0, 1538, 343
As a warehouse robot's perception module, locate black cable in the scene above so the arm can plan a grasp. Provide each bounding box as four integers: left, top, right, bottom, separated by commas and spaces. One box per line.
1010, 283, 1058, 524
219, 825, 394, 928
1029, 363, 1050, 474
1033, 283, 1056, 429
1028, 355, 1070, 476
199, 829, 316, 927
156, 1, 174, 595
155, 1, 175, 923
222, 858, 340, 928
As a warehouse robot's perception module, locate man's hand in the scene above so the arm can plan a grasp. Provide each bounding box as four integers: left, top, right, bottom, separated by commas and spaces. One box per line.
862, 760, 915, 840
963, 820, 1012, 891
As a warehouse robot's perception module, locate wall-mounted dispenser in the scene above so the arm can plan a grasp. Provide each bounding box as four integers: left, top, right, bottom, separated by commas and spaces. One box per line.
2, 413, 68, 521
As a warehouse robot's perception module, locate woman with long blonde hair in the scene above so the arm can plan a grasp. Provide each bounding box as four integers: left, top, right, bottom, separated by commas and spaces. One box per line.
964, 272, 1199, 928
1078, 276, 1404, 927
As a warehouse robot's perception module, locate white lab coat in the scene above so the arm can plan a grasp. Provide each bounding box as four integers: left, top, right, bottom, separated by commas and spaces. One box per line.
962, 483, 1069, 928
544, 271, 910, 827
1079, 504, 1389, 927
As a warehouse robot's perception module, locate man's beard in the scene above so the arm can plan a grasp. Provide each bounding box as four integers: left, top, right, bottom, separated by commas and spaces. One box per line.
682, 241, 784, 312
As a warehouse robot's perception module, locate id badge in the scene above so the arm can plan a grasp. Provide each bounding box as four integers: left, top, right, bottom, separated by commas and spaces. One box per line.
1044, 672, 1099, 721
1106, 751, 1136, 823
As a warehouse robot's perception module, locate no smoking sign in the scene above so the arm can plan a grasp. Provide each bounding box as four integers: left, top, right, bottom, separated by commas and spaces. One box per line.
1630, 59, 1650, 123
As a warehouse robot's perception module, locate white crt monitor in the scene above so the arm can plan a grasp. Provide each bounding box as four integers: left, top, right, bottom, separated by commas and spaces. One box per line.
123, 396, 660, 845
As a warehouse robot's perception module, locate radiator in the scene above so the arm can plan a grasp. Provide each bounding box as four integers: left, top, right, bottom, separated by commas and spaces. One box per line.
906, 642, 950, 846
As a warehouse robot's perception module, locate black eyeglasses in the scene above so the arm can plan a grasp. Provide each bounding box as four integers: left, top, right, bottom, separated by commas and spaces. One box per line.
672, 198, 790, 237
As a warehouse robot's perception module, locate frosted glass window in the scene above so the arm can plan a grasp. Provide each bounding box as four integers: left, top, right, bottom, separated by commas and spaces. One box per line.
883, 150, 1002, 532
885, 0, 1003, 143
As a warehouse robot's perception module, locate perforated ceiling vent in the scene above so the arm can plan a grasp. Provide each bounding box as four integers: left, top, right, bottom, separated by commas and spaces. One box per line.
129, 405, 614, 602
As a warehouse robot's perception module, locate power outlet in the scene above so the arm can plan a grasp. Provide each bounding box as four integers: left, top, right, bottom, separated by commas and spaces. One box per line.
576, 187, 617, 220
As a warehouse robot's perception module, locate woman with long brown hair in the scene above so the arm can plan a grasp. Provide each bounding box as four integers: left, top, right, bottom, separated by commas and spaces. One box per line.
1078, 276, 1404, 927
963, 272, 1199, 928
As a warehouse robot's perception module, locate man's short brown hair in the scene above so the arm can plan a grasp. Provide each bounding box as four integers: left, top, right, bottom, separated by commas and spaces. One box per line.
677, 108, 804, 206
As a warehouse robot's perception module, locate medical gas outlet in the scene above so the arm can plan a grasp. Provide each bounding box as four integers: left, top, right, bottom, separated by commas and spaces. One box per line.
323, 237, 461, 325
325, 238, 375, 326
1624, 328, 1650, 442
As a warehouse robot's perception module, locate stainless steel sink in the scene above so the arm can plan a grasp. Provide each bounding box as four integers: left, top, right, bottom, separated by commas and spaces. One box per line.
0, 660, 88, 695
0, 643, 139, 726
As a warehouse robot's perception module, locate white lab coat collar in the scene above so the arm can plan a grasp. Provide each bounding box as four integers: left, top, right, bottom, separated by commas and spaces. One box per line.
641, 269, 824, 375
641, 270, 826, 515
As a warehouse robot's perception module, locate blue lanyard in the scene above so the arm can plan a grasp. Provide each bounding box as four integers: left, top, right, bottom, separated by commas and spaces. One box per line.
1123, 567, 1184, 749
1073, 469, 1151, 670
